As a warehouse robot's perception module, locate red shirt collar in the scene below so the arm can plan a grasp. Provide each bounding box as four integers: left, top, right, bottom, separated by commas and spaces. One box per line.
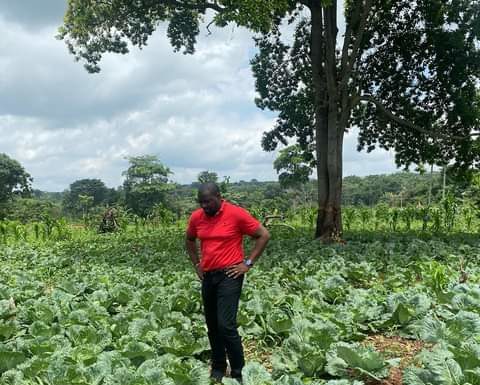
215, 200, 226, 216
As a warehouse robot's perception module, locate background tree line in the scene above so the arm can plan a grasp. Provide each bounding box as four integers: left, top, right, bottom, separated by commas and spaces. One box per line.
2, 152, 479, 224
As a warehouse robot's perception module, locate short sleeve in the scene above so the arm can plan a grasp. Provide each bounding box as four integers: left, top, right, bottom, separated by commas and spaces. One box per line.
186, 213, 198, 238
236, 207, 261, 236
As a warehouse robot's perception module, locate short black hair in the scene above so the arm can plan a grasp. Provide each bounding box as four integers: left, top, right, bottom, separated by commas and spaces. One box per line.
198, 182, 221, 196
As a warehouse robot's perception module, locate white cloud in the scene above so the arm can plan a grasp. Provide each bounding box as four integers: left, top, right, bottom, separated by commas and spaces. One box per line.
343, 128, 399, 176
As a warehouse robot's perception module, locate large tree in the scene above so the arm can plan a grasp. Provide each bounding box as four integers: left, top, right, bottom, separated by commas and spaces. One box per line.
0, 153, 32, 205
59, 0, 480, 239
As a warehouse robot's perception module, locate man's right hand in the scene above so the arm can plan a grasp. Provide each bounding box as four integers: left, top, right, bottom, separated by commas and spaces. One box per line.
195, 264, 204, 280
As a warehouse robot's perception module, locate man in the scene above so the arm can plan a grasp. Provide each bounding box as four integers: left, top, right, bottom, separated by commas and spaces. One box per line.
185, 183, 270, 382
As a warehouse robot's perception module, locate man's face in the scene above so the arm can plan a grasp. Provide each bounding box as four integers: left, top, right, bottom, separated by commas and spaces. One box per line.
198, 191, 221, 217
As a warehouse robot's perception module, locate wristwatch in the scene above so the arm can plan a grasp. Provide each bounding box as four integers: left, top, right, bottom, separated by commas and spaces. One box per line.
244, 259, 254, 268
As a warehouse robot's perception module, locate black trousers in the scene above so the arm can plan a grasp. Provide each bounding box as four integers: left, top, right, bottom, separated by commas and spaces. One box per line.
202, 270, 244, 378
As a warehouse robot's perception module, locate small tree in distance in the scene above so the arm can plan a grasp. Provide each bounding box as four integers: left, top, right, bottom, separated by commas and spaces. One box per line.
123, 155, 173, 217
63, 178, 111, 216
197, 171, 219, 184
0, 153, 32, 207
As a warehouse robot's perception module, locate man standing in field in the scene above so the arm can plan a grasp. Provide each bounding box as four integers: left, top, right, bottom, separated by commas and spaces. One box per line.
185, 183, 270, 383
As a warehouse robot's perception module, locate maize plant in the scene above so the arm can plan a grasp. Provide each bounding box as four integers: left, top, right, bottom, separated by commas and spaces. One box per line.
0, 222, 7, 244
461, 205, 475, 232
302, 207, 317, 230
389, 208, 400, 232
442, 192, 458, 231
33, 222, 40, 241
54, 218, 72, 241
10, 221, 23, 242
342, 207, 356, 231
42, 215, 55, 239
359, 207, 370, 231
431, 208, 442, 233
418, 206, 430, 232
401, 206, 417, 231
375, 204, 390, 231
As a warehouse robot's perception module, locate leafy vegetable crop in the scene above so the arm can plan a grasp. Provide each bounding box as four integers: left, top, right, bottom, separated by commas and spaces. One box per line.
1, 229, 479, 384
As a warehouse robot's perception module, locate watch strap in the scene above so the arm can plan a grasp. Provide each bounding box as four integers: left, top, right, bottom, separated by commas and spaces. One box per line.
244, 259, 254, 267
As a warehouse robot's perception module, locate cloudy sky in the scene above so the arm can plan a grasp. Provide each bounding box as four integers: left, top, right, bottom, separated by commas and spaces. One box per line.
0, 1, 398, 192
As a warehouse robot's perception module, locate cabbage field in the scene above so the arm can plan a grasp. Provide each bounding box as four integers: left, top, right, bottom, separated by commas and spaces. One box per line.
1, 227, 480, 385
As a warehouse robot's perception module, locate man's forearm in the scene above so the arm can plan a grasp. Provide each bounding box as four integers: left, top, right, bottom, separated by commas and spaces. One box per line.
247, 237, 269, 262
247, 227, 270, 262
185, 239, 200, 265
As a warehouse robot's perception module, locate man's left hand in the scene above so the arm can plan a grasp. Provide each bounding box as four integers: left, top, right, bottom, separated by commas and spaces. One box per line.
226, 263, 250, 279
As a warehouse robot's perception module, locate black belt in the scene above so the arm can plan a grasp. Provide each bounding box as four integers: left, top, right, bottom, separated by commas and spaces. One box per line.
203, 268, 228, 275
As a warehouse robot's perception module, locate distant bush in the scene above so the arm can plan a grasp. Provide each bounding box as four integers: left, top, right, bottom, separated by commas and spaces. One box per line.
2, 198, 61, 223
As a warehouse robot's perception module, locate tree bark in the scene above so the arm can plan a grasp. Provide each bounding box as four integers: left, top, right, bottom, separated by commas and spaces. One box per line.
311, 2, 328, 237
311, 1, 343, 240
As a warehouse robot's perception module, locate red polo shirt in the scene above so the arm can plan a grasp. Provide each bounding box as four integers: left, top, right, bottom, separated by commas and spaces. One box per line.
187, 200, 260, 271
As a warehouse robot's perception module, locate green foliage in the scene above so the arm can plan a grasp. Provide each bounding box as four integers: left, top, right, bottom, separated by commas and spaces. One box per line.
59, 0, 293, 73
326, 342, 396, 381
0, 153, 32, 210
0, 217, 72, 245
403, 345, 480, 385
3, 229, 480, 384
63, 178, 116, 217
273, 145, 313, 189
463, 172, 480, 208
59, 0, 480, 237
197, 170, 218, 184
122, 155, 173, 218
223, 362, 275, 385
3, 198, 61, 223
252, 16, 314, 159
442, 192, 458, 231
344, 172, 443, 207
272, 320, 339, 377
253, 2, 480, 177
3, 166, 480, 385
355, 1, 480, 169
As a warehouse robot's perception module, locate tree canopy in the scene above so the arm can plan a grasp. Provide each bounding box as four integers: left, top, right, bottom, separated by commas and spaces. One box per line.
0, 153, 32, 205
197, 170, 219, 184
122, 155, 173, 217
274, 145, 313, 188
58, 0, 294, 73
63, 178, 113, 215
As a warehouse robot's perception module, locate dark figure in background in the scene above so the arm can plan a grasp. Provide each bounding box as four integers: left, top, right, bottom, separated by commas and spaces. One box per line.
185, 183, 270, 382
99, 208, 119, 233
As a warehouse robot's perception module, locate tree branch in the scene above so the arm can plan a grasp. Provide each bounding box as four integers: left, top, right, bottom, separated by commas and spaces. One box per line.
338, 0, 372, 134
340, 0, 372, 92
340, 4, 358, 79
162, 0, 225, 13
357, 95, 479, 141
206, 19, 215, 34
203, 0, 225, 13
347, 0, 372, 74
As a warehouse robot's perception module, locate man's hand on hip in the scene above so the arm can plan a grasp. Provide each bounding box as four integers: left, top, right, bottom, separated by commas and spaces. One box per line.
226, 263, 249, 279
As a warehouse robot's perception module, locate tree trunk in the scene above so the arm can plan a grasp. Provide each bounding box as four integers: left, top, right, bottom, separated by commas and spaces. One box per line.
311, 1, 344, 240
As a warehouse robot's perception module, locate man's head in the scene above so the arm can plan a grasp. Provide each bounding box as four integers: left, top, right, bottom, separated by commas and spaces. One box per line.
198, 182, 222, 216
